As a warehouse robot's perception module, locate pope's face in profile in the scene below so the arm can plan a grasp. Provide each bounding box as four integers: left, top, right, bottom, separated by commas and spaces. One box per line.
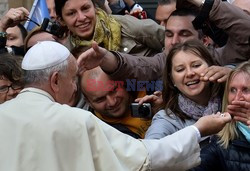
56, 55, 78, 106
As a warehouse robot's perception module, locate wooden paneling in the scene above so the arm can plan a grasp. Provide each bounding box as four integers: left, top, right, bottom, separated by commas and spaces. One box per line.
9, 0, 33, 10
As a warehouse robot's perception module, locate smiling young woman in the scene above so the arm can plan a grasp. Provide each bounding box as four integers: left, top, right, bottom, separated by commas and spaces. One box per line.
54, 0, 165, 56
145, 40, 224, 145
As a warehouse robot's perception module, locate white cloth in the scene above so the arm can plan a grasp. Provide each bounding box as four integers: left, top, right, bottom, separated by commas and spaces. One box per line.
0, 88, 201, 171
22, 41, 70, 70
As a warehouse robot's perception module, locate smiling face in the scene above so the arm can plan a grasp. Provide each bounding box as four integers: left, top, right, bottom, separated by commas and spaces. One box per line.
81, 69, 131, 118
171, 50, 210, 105
228, 72, 250, 105
61, 0, 96, 40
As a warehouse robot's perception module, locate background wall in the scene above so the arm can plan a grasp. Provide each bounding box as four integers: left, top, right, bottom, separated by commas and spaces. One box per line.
137, 0, 158, 20
0, 0, 32, 18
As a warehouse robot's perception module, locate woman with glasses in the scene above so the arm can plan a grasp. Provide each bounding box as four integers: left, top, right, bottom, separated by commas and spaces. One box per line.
0, 53, 23, 104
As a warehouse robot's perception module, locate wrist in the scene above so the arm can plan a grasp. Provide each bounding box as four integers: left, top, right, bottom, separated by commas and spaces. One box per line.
0, 21, 7, 32
191, 125, 201, 142
101, 51, 119, 74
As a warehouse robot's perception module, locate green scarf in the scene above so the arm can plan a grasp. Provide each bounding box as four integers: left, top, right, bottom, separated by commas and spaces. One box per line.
71, 8, 121, 51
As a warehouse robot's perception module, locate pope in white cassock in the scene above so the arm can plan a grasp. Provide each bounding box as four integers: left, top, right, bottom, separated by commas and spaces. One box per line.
0, 41, 231, 171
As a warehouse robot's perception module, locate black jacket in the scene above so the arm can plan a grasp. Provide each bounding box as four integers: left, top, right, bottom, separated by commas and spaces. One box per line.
191, 129, 250, 171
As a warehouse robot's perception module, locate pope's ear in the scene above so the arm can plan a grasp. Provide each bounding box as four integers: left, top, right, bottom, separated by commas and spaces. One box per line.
50, 72, 60, 92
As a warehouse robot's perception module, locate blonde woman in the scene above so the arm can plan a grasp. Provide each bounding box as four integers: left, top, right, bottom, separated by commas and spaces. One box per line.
192, 61, 250, 171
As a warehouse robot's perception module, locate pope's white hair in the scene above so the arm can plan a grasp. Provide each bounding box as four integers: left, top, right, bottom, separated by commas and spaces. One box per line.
24, 58, 69, 86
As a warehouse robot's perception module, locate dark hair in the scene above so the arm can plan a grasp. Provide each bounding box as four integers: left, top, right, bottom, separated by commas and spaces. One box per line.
55, 0, 67, 18
168, 9, 203, 39
16, 24, 28, 42
162, 39, 222, 120
169, 8, 198, 18
55, 0, 96, 18
158, 0, 176, 5
0, 53, 24, 85
71, 45, 91, 59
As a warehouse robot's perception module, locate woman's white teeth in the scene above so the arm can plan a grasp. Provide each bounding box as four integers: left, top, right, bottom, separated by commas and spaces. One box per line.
186, 80, 199, 86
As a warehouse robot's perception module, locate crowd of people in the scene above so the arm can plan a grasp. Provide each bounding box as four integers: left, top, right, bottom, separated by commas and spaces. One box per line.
0, 0, 249, 170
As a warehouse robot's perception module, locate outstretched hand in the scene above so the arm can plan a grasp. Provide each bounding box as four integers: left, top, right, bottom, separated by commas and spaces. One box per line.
200, 66, 232, 83
194, 112, 232, 137
77, 41, 108, 74
135, 91, 163, 114
227, 100, 250, 127
0, 7, 29, 31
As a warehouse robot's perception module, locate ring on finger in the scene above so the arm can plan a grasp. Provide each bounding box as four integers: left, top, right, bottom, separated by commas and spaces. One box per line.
220, 113, 225, 117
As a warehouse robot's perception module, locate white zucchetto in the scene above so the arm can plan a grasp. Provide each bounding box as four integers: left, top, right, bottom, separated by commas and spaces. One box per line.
22, 41, 70, 70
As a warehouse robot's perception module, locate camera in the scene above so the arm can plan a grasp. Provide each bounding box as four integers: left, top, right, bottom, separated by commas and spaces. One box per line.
130, 103, 152, 119
40, 18, 65, 38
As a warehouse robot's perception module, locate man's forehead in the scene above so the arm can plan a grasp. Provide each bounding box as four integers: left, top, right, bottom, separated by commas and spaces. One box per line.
6, 26, 20, 35
166, 15, 195, 28
86, 88, 108, 101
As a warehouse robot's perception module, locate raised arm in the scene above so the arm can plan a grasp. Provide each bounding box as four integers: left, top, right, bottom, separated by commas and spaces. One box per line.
77, 42, 166, 81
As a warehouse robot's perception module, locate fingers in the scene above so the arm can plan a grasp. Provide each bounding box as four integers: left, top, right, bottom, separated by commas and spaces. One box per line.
233, 116, 249, 126
134, 95, 157, 105
200, 66, 231, 83
217, 75, 228, 83
77, 42, 107, 74
228, 104, 249, 117
221, 112, 232, 122
0, 7, 29, 30
247, 120, 250, 128
227, 102, 250, 125
200, 66, 216, 81
194, 112, 232, 137
77, 49, 92, 74
153, 91, 162, 96
92, 41, 108, 58
18, 7, 29, 16
14, 7, 29, 19
232, 100, 250, 108
8, 7, 29, 21
91, 41, 99, 52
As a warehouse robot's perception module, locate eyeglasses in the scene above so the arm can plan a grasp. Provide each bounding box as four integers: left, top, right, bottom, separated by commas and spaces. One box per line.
0, 84, 23, 94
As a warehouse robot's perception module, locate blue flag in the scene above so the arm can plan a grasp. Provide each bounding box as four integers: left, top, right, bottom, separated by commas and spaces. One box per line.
24, 0, 50, 31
